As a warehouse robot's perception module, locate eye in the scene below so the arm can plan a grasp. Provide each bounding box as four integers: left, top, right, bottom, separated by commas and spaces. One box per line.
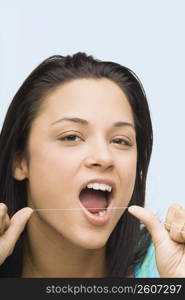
59, 134, 82, 142
112, 138, 132, 146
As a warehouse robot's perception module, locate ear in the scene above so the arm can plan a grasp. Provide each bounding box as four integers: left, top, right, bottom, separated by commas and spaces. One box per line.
13, 153, 29, 181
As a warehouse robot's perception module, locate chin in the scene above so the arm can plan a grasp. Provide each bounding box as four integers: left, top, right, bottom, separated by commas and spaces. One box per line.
72, 233, 109, 250
79, 240, 107, 250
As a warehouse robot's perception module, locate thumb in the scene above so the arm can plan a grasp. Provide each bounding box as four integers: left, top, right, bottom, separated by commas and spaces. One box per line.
128, 205, 169, 247
5, 207, 34, 247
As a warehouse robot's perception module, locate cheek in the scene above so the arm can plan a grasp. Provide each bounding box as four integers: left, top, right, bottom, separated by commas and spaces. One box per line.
29, 141, 79, 178
118, 153, 137, 197
120, 150, 137, 175
27, 145, 79, 207
110, 155, 137, 227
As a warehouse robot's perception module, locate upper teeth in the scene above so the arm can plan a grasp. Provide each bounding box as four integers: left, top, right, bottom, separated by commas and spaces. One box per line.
86, 182, 112, 192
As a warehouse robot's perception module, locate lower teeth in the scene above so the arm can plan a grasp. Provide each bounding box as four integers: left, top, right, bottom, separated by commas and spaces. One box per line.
97, 210, 106, 216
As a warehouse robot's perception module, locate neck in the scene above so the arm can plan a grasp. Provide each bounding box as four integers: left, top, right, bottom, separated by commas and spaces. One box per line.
21, 214, 108, 278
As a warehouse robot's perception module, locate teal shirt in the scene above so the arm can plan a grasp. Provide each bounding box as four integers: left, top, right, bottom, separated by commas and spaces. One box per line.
134, 243, 160, 277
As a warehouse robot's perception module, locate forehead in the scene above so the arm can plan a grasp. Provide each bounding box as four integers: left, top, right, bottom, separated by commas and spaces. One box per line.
35, 78, 135, 128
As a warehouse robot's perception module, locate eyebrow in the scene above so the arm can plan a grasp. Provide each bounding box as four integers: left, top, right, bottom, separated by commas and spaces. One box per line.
50, 117, 135, 130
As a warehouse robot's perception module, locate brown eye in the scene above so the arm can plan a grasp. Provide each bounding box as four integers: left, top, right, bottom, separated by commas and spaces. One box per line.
59, 135, 81, 142
112, 138, 132, 146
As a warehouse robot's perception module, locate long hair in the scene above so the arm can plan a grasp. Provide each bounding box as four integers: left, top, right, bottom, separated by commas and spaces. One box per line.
0, 52, 153, 277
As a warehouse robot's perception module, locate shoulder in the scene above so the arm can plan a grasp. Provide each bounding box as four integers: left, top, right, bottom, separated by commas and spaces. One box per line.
134, 243, 160, 278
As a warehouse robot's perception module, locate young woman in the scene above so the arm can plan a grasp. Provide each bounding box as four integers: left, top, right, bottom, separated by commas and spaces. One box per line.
0, 53, 184, 278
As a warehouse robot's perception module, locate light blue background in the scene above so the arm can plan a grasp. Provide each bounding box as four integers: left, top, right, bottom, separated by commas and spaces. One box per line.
0, 0, 184, 219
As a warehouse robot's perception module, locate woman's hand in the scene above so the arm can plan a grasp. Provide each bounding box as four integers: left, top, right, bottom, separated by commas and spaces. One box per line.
0, 203, 33, 265
128, 204, 185, 277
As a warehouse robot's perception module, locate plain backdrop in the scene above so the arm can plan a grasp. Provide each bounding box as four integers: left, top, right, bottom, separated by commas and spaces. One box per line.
0, 0, 184, 219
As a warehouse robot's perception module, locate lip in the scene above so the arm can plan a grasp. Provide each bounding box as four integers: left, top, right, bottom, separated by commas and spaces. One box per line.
78, 178, 116, 198
78, 178, 115, 226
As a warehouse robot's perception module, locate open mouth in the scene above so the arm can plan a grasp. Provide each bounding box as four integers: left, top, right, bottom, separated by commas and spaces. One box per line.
79, 187, 113, 217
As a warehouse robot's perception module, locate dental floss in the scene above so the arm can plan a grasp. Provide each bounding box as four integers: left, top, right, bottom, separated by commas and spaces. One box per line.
34, 206, 127, 211
33, 207, 185, 234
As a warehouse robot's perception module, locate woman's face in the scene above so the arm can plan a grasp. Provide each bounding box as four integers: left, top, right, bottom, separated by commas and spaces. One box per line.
19, 78, 137, 249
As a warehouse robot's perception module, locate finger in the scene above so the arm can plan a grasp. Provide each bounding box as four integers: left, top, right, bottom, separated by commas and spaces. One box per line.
128, 205, 169, 248
164, 203, 182, 232
168, 206, 185, 243
0, 214, 10, 235
0, 203, 8, 235
0, 203, 8, 214
2, 207, 33, 257
181, 223, 185, 240
4, 214, 10, 231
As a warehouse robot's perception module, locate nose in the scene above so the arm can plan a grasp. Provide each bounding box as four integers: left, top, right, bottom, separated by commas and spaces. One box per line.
84, 139, 114, 171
